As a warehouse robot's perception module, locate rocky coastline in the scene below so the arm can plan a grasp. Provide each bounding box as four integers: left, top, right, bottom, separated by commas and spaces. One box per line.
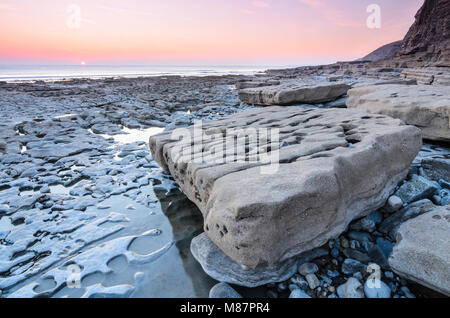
0, 0, 449, 299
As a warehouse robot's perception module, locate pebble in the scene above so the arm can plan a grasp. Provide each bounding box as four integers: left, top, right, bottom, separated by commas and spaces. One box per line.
330, 248, 340, 258
298, 262, 319, 276
385, 195, 403, 213
209, 283, 242, 298
289, 289, 311, 298
290, 275, 309, 290
342, 259, 366, 275
395, 175, 439, 204
343, 248, 371, 263
337, 277, 364, 298
277, 283, 287, 292
341, 239, 349, 248
400, 286, 416, 298
327, 270, 340, 278
384, 271, 394, 280
305, 274, 320, 290
348, 231, 372, 242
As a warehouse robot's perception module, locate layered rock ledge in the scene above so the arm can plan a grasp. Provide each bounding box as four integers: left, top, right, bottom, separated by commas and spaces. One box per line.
389, 204, 450, 296
238, 82, 351, 106
346, 84, 450, 142
150, 107, 423, 274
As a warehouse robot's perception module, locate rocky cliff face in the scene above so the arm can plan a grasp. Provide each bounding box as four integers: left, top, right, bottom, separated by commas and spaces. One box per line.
398, 0, 450, 66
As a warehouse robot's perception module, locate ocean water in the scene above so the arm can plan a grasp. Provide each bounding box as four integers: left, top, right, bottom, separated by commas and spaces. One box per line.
0, 64, 274, 81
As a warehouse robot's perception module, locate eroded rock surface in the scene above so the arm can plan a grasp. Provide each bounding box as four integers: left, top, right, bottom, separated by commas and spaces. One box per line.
238, 82, 350, 106
389, 205, 450, 296
150, 106, 422, 269
347, 84, 450, 142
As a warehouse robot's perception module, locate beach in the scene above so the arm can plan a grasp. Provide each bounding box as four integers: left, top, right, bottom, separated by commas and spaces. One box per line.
0, 64, 449, 298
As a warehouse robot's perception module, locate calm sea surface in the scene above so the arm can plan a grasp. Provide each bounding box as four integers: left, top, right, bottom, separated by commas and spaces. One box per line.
0, 64, 284, 81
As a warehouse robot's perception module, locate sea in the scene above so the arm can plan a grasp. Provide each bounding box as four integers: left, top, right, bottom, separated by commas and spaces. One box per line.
0, 64, 285, 82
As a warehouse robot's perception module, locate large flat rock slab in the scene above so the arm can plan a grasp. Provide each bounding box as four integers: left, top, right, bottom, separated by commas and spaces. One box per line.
150, 107, 422, 268
346, 84, 450, 142
389, 205, 450, 296
238, 82, 350, 106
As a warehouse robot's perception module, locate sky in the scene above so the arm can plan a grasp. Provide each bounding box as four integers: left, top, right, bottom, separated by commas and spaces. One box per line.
0, 0, 424, 66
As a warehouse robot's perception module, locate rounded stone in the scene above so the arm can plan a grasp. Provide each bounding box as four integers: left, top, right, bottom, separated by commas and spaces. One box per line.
209, 283, 242, 298
298, 262, 319, 276
289, 289, 311, 298
385, 195, 403, 213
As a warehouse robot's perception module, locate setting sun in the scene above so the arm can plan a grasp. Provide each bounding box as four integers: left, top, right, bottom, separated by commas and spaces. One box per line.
80, 61, 86, 66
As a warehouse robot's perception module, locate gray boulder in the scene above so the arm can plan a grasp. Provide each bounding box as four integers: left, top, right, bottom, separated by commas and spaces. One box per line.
346, 84, 450, 142
389, 205, 450, 296
191, 233, 298, 288
150, 107, 422, 269
238, 82, 350, 105
395, 175, 439, 204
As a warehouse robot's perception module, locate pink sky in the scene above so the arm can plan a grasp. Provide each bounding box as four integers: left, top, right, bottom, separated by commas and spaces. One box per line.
0, 0, 423, 65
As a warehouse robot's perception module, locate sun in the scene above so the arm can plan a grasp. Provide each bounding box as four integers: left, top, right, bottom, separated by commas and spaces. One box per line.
80, 61, 86, 66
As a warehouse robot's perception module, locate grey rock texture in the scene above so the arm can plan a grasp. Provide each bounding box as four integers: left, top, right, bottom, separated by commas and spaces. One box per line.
151, 106, 422, 269
346, 84, 450, 142
389, 205, 450, 296
236, 78, 281, 90
422, 157, 450, 183
401, 68, 450, 85
238, 82, 350, 106
398, 0, 450, 66
395, 175, 439, 204
191, 233, 298, 288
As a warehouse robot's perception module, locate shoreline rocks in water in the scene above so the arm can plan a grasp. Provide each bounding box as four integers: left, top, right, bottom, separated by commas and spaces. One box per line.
389, 204, 450, 296
346, 84, 450, 143
238, 82, 350, 106
150, 106, 423, 278
191, 233, 299, 288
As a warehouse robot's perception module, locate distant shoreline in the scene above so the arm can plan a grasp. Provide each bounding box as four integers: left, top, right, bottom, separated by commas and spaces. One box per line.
0, 64, 287, 82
